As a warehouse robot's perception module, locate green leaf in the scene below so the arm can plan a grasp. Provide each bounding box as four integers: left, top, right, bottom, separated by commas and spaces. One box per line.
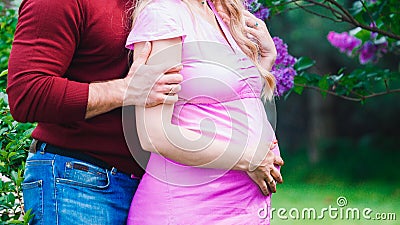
0, 69, 7, 77
23, 209, 35, 224
9, 219, 24, 224
318, 75, 329, 98
6, 193, 16, 204
294, 57, 315, 71
353, 29, 372, 42
10, 170, 18, 184
293, 85, 304, 95
293, 75, 307, 95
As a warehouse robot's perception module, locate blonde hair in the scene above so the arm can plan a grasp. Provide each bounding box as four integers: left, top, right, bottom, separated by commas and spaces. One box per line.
131, 0, 276, 100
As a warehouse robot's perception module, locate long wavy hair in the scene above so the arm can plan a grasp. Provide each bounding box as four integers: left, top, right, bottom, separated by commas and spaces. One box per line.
130, 0, 276, 100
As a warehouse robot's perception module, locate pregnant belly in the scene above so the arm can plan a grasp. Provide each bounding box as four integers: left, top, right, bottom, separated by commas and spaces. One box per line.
144, 97, 276, 186
172, 97, 275, 146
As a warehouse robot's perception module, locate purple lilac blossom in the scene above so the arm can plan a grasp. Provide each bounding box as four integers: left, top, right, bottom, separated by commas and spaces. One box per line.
328, 27, 388, 64
273, 67, 297, 96
327, 31, 362, 56
246, 0, 270, 20
359, 41, 388, 64
271, 37, 297, 96
359, 41, 376, 64
253, 6, 270, 20
358, 23, 388, 64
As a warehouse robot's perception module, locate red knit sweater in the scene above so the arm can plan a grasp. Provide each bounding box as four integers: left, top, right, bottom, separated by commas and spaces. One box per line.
7, 0, 144, 176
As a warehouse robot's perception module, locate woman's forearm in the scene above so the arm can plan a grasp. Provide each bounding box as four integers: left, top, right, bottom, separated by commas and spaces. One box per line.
136, 104, 268, 171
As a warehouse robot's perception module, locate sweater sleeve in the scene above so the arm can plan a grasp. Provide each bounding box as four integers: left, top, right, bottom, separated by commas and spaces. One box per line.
6, 0, 89, 123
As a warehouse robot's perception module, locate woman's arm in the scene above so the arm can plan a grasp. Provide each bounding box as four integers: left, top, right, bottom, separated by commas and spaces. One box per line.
134, 39, 269, 171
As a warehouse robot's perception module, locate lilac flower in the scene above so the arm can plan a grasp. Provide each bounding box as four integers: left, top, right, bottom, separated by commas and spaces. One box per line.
253, 7, 270, 21
327, 31, 362, 56
272, 37, 296, 67
359, 41, 376, 64
246, 0, 269, 20
271, 37, 297, 96
327, 28, 388, 64
359, 41, 388, 64
273, 67, 297, 96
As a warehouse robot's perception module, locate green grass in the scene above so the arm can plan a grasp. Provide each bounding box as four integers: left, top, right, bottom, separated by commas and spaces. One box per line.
270, 181, 399, 225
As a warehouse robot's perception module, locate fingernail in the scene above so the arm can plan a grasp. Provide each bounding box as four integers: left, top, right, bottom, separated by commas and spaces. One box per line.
273, 140, 278, 144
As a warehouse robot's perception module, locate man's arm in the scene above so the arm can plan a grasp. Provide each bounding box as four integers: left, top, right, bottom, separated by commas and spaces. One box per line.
7, 0, 182, 122
85, 42, 183, 119
7, 0, 88, 123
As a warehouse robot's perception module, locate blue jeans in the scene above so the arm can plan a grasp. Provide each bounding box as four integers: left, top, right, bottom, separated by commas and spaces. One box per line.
22, 143, 140, 225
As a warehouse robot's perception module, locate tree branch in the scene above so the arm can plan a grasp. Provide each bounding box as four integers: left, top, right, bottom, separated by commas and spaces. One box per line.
298, 0, 400, 40
295, 83, 400, 101
292, 1, 341, 22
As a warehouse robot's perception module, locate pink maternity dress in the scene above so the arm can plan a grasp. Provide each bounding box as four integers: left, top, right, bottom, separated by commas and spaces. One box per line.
126, 0, 280, 224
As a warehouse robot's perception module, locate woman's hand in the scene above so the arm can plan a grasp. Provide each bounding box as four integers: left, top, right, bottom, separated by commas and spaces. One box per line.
242, 11, 277, 71
216, 8, 277, 71
247, 141, 284, 196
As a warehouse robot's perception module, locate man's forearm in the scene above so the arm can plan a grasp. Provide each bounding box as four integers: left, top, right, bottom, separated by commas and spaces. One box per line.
85, 79, 126, 119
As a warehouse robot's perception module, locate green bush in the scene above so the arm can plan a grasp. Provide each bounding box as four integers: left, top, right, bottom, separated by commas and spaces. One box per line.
0, 2, 17, 89
1, 2, 35, 224
0, 95, 35, 224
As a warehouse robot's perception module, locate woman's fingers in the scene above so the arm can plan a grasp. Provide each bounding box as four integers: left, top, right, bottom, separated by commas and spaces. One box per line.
265, 174, 277, 193
247, 171, 270, 196
270, 166, 283, 184
244, 26, 260, 40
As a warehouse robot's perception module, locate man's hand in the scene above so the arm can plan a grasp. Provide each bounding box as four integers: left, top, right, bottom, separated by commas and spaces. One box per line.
86, 42, 183, 119
247, 141, 284, 196
123, 41, 183, 107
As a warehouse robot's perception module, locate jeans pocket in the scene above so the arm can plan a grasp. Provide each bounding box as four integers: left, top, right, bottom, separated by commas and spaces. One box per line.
56, 161, 110, 189
22, 180, 43, 224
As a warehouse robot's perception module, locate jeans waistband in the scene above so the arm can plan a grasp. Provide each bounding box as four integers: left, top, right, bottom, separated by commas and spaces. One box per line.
30, 140, 112, 170
29, 140, 139, 179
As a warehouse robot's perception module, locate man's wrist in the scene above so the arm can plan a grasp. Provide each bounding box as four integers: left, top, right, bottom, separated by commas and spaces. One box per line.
85, 78, 126, 119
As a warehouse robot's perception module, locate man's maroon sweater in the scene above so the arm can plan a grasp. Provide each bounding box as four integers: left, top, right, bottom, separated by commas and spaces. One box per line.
7, 0, 144, 176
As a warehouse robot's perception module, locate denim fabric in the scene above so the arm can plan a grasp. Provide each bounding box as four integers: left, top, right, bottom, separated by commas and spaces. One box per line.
22, 143, 140, 225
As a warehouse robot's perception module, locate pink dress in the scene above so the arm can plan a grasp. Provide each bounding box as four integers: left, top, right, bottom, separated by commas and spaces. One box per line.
126, 0, 280, 224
